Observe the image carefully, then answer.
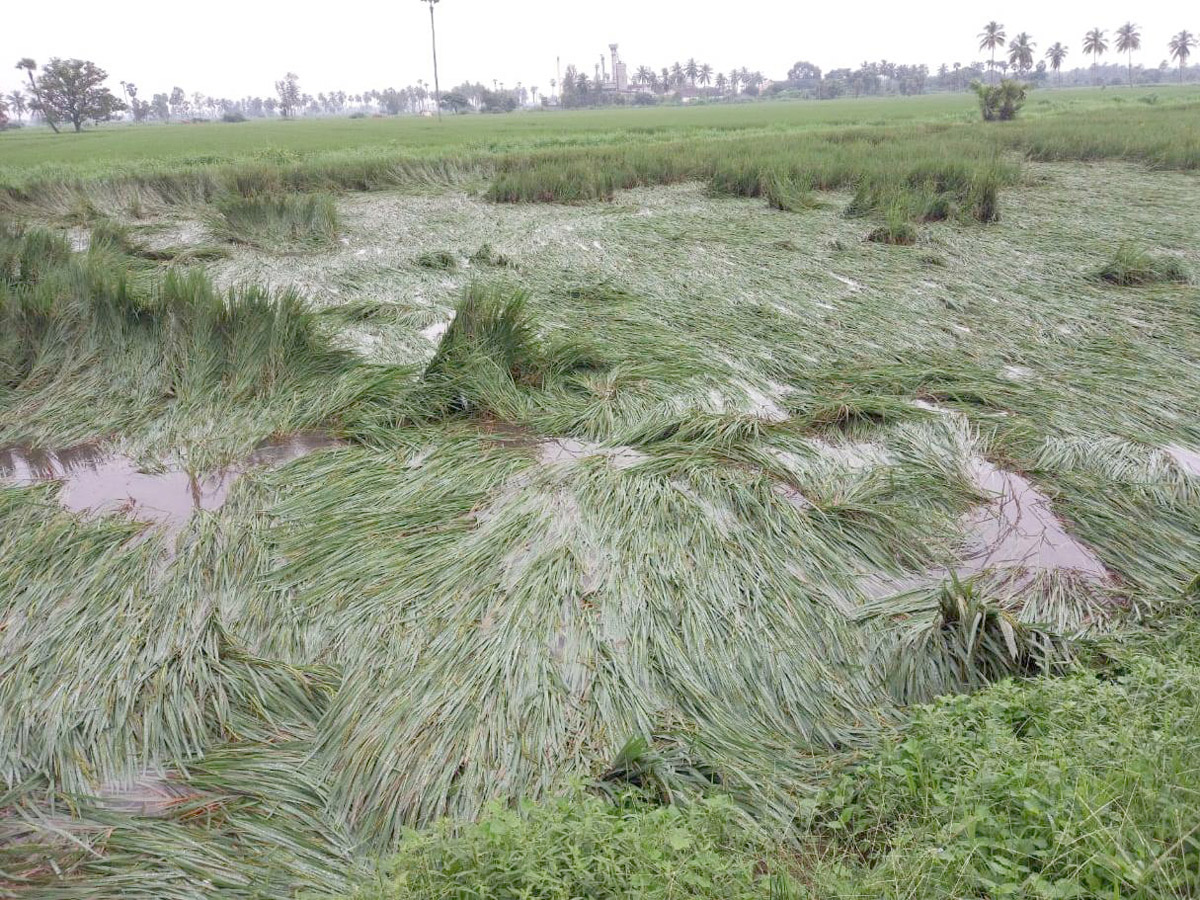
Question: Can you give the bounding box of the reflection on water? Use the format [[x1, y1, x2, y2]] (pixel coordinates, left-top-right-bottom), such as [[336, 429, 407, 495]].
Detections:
[[0, 433, 341, 529], [959, 459, 1107, 578]]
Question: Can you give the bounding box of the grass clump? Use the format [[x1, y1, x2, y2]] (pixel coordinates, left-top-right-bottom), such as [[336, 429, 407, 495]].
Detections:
[[341, 794, 797, 900], [210, 193, 340, 250], [865, 207, 918, 246], [1095, 245, 1191, 286], [469, 242, 516, 268], [414, 249, 459, 271]]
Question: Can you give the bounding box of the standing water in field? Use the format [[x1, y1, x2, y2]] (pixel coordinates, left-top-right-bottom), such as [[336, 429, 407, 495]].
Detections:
[[0, 433, 341, 529]]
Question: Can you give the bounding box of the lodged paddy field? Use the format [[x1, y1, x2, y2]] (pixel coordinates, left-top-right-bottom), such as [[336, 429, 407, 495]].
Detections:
[[1, 87, 1199, 899]]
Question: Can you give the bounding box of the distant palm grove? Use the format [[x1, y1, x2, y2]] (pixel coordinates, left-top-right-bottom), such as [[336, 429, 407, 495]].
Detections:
[[2, 22, 1197, 129]]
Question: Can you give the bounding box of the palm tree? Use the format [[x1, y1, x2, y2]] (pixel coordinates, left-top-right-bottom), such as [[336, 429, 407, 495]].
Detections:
[[418, 0, 443, 119], [978, 22, 1007, 83], [1115, 23, 1141, 87], [15, 58, 58, 132], [728, 70, 741, 94], [1045, 42, 1069, 85], [684, 58, 699, 86], [1169, 30, 1196, 84], [1007, 33, 1035, 75], [635, 65, 653, 87], [1083, 28, 1108, 84], [659, 68, 670, 93], [715, 72, 727, 95], [7, 90, 26, 122], [670, 62, 684, 88], [699, 63, 713, 89]]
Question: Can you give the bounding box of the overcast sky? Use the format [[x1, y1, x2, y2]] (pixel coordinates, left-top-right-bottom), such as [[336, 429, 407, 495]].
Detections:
[[2, 1, 1190, 100]]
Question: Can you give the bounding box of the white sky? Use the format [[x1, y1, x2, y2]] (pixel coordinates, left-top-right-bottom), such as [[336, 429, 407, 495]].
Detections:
[[1, 1, 1188, 100]]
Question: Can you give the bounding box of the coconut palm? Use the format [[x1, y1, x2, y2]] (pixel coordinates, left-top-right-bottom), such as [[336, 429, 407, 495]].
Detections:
[[684, 58, 699, 86], [1115, 23, 1141, 87], [699, 63, 713, 89], [715, 72, 727, 94], [1008, 33, 1036, 74], [1045, 43, 1069, 85], [670, 62, 685, 88], [418, 0, 442, 119], [978, 22, 1007, 83], [15, 57, 59, 132], [729, 70, 741, 94], [1169, 30, 1196, 84], [1083, 28, 1108, 84], [634, 65, 653, 87], [6, 90, 26, 122], [659, 68, 670, 93]]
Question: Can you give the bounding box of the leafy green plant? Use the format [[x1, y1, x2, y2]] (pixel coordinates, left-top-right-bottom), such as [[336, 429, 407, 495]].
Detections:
[[341, 794, 797, 900]]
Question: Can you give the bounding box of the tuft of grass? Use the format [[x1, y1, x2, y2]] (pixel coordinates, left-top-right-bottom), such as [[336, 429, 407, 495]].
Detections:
[[1095, 245, 1191, 286], [210, 193, 340, 250], [414, 249, 459, 271], [866, 207, 918, 246], [469, 242, 517, 269]]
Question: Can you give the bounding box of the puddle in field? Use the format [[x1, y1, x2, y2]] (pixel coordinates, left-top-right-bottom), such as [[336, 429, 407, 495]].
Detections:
[[0, 433, 341, 529], [1166, 444, 1200, 476], [856, 457, 1107, 601], [96, 771, 201, 816], [959, 459, 1106, 578], [538, 438, 648, 469]]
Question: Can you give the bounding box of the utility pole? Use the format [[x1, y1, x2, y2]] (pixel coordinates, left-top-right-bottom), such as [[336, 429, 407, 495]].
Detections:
[[420, 0, 442, 120]]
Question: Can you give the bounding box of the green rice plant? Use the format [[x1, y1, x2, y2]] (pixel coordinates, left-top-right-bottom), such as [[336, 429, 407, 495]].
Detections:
[[866, 205, 918, 245], [882, 579, 1075, 705], [210, 193, 340, 250], [469, 242, 516, 268], [413, 249, 458, 271], [1095, 244, 1192, 285]]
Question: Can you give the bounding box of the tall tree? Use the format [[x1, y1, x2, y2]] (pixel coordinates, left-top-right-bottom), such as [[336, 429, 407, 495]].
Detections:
[[1045, 43, 1069, 85], [1083, 28, 1108, 84], [698, 63, 713, 88], [6, 90, 26, 122], [684, 58, 699, 86], [274, 73, 300, 118], [1007, 33, 1035, 75], [1169, 30, 1196, 84], [1115, 22, 1141, 87], [978, 22, 1007, 83], [15, 58, 59, 132], [30, 59, 125, 132], [634, 65, 652, 87], [715, 72, 727, 94], [419, 0, 443, 120]]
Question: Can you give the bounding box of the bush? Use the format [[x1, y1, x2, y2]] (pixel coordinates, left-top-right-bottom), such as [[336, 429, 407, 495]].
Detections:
[[815, 625, 1200, 900], [221, 111, 248, 123], [340, 794, 797, 900], [1096, 245, 1191, 285], [633, 92, 659, 106], [972, 79, 1028, 121]]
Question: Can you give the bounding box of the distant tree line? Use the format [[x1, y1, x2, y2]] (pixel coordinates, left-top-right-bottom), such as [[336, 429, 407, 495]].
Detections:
[[2, 24, 1197, 131]]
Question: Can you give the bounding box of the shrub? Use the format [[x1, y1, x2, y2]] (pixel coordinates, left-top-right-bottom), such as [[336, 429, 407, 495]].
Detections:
[[866, 205, 918, 245], [221, 111, 248, 123], [971, 79, 1028, 121], [815, 626, 1200, 900], [1096, 245, 1191, 285], [340, 794, 797, 900]]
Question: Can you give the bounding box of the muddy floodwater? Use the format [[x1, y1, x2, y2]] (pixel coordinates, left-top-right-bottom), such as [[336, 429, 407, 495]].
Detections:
[[960, 459, 1107, 578], [0, 433, 341, 529]]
